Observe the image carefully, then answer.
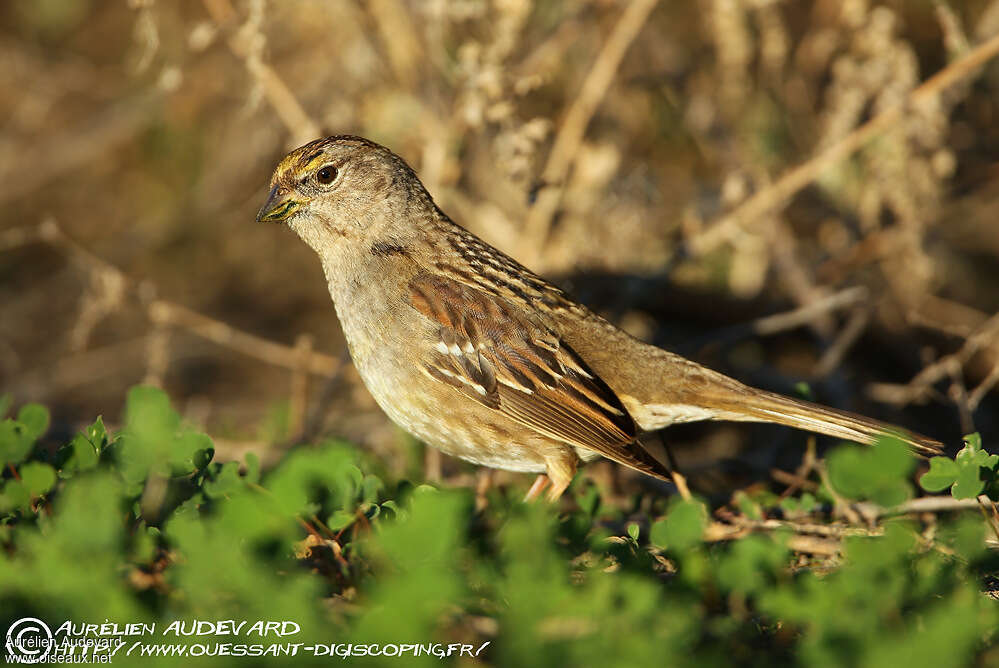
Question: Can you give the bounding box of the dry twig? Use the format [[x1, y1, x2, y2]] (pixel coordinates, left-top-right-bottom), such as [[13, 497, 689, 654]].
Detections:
[[7, 219, 342, 385], [686, 31, 999, 256], [201, 0, 320, 146], [868, 311, 999, 406], [814, 306, 870, 378], [751, 286, 868, 337], [519, 0, 660, 265]]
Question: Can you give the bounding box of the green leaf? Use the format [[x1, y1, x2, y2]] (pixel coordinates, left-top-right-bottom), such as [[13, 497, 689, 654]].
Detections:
[[361, 474, 384, 504], [169, 431, 214, 476], [327, 509, 356, 532], [950, 468, 985, 499], [952, 466, 986, 499], [0, 403, 50, 466], [937, 434, 999, 500], [131, 525, 157, 564], [0, 419, 33, 464], [717, 534, 789, 595], [17, 404, 50, 442], [735, 490, 763, 520], [85, 416, 108, 448], [204, 461, 242, 498], [919, 457, 959, 492], [65, 434, 100, 472], [192, 443, 215, 472], [117, 386, 182, 483], [650, 498, 705, 551], [0, 479, 31, 512], [648, 518, 669, 548], [955, 435, 997, 470], [794, 382, 814, 401], [265, 446, 365, 515], [799, 492, 817, 512], [918, 434, 999, 499], [827, 435, 913, 505], [20, 462, 56, 496], [627, 522, 640, 542], [125, 386, 179, 435], [244, 452, 260, 484], [940, 515, 987, 561], [59, 416, 108, 474], [779, 497, 800, 514]]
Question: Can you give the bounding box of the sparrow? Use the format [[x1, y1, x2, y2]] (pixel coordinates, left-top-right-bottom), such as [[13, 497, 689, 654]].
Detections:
[[257, 135, 944, 501]]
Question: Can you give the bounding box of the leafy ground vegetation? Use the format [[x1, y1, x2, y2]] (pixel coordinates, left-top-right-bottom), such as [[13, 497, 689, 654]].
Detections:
[[2, 388, 998, 666]]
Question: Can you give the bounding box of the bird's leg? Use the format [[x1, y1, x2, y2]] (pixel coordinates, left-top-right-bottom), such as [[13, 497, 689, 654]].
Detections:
[[657, 432, 681, 477], [656, 432, 691, 499], [543, 454, 577, 502], [475, 469, 494, 511], [545, 477, 572, 502], [524, 474, 550, 502]]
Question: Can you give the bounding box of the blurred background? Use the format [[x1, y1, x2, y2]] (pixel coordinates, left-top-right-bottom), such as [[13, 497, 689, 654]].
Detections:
[[2, 0, 999, 497]]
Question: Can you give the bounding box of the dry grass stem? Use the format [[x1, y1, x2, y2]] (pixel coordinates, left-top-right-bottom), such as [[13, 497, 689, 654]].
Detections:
[[868, 311, 999, 406], [201, 0, 319, 145], [519, 0, 660, 265], [814, 305, 870, 378], [687, 31, 999, 256], [8, 220, 342, 386], [751, 286, 868, 337]]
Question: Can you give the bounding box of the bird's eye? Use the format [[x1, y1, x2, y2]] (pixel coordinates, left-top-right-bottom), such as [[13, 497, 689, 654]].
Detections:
[[316, 166, 338, 185]]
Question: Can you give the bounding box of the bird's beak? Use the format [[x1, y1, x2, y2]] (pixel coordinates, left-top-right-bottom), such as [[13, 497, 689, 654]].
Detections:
[[256, 186, 302, 223]]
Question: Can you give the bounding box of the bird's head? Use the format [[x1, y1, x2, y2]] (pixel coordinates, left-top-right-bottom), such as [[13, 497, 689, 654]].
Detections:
[[256, 135, 430, 252]]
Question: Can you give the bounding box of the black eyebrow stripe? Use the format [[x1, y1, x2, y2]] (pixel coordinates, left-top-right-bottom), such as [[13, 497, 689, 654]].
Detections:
[[302, 149, 325, 166]]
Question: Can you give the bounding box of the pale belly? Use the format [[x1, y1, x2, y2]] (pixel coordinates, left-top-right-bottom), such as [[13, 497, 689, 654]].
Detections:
[[343, 317, 595, 473], [329, 272, 598, 474]]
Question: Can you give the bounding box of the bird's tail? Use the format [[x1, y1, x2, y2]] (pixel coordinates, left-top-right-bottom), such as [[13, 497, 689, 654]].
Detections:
[[563, 327, 945, 456], [707, 387, 944, 456]]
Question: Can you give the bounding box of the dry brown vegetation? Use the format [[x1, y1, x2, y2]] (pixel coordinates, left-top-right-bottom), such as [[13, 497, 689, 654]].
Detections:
[[3, 0, 999, 497]]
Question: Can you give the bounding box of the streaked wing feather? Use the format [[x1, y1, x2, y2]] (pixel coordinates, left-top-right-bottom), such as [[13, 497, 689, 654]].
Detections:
[[409, 274, 671, 480]]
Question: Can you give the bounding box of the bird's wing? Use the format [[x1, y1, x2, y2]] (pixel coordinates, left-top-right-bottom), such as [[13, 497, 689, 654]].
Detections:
[[408, 274, 671, 481]]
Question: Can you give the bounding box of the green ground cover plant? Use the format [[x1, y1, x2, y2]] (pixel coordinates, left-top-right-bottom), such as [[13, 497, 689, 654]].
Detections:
[[1, 388, 997, 666]]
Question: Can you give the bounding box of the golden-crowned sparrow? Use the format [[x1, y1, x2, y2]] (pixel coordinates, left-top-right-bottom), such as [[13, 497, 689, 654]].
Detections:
[[257, 135, 943, 501]]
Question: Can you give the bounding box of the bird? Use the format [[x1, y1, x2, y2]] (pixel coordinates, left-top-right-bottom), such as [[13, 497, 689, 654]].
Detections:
[[256, 135, 944, 501]]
